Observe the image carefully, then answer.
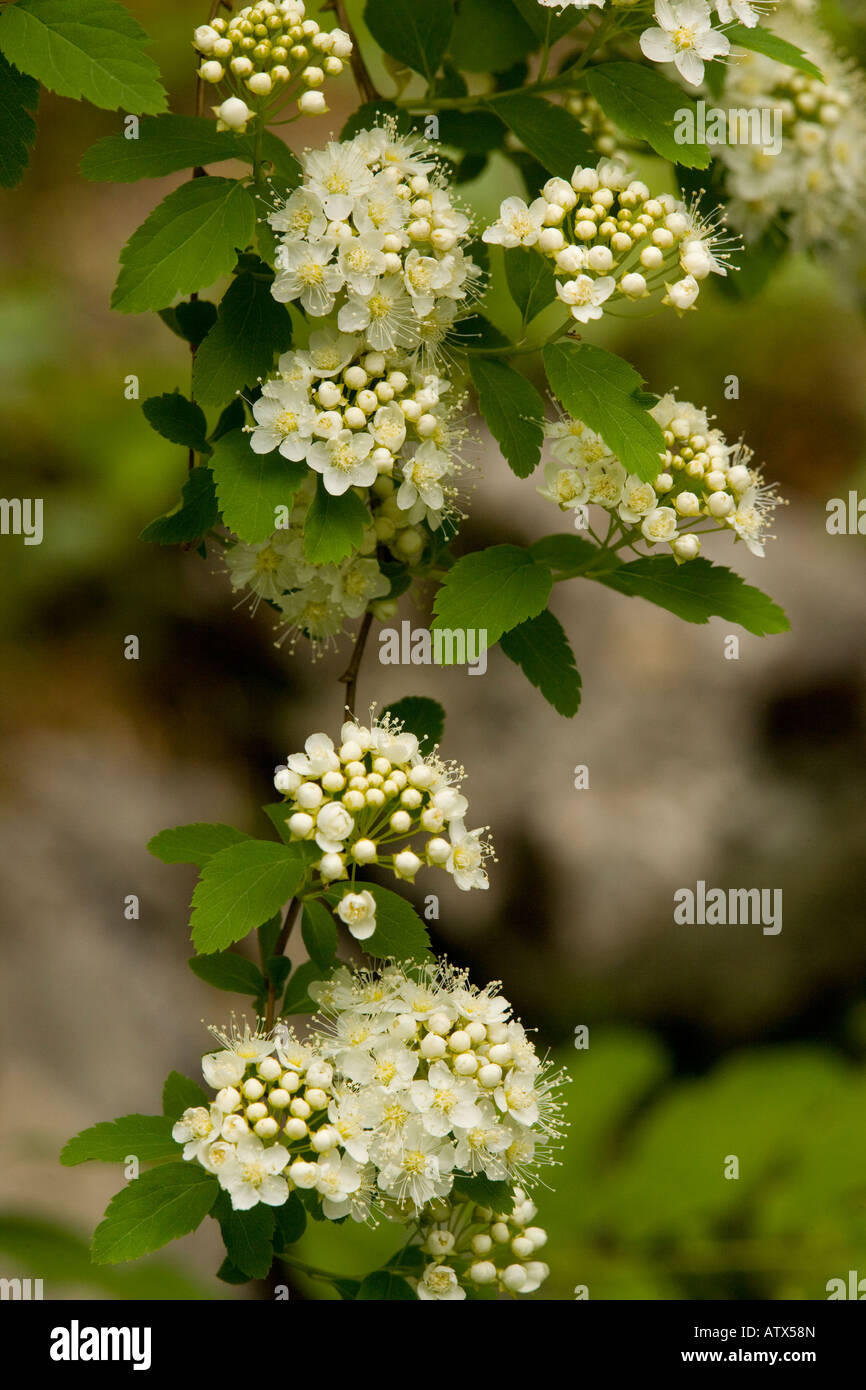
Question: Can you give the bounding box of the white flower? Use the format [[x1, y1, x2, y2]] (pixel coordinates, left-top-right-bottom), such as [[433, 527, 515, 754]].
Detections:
[[272, 240, 343, 316], [375, 1119, 455, 1208], [537, 461, 590, 511], [417, 1263, 466, 1301], [172, 1105, 224, 1161], [223, 1134, 290, 1210], [268, 189, 328, 243], [330, 557, 390, 619], [494, 1070, 541, 1127], [482, 195, 547, 248], [287, 732, 340, 777], [225, 533, 307, 605], [338, 234, 388, 296], [641, 506, 679, 544], [316, 800, 355, 852], [639, 0, 730, 88], [249, 385, 316, 460], [446, 828, 490, 891], [618, 475, 658, 524], [303, 141, 374, 220], [337, 276, 419, 352], [396, 441, 449, 514], [313, 1150, 364, 1220], [714, 0, 760, 24], [335, 889, 378, 940], [307, 429, 377, 495], [212, 98, 253, 133], [556, 273, 616, 323], [410, 1061, 481, 1138]]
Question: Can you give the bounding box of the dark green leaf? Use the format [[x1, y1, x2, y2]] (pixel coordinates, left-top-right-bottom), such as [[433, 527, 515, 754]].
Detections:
[[274, 1192, 306, 1250], [211, 428, 307, 544], [61, 1115, 177, 1166], [543, 342, 665, 482], [469, 357, 544, 479], [452, 1172, 512, 1210], [188, 951, 266, 997], [214, 1192, 275, 1280], [450, 313, 510, 351], [147, 822, 251, 868], [0, 53, 38, 189], [334, 1277, 362, 1299], [158, 297, 218, 349], [340, 100, 406, 141], [193, 261, 293, 408], [303, 476, 369, 564], [438, 109, 505, 155], [217, 1257, 251, 1284], [281, 960, 325, 1016], [586, 63, 710, 168], [190, 840, 318, 955], [500, 609, 581, 717], [489, 93, 595, 174], [91, 1164, 218, 1265], [140, 467, 219, 547], [364, 0, 454, 80], [511, 0, 578, 41], [302, 900, 338, 970], [529, 532, 598, 577], [142, 391, 211, 455], [726, 23, 822, 80], [162, 1071, 209, 1120], [357, 1269, 416, 1300], [212, 396, 247, 442], [81, 114, 259, 182], [597, 556, 790, 635], [382, 696, 445, 750], [265, 955, 292, 991], [432, 544, 553, 649], [450, 0, 536, 73], [257, 914, 282, 962], [505, 247, 557, 324]]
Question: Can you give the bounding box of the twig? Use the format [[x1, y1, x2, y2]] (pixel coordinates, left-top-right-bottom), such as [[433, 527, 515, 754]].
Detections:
[[338, 610, 374, 718], [322, 0, 377, 103], [264, 897, 301, 1029]]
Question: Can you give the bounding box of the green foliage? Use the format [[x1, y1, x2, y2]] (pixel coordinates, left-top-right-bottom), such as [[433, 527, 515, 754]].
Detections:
[[325, 883, 433, 961], [382, 696, 445, 750], [111, 178, 256, 315], [303, 477, 369, 563], [356, 1269, 416, 1299], [281, 960, 325, 1015], [449, 0, 537, 73], [543, 342, 666, 482], [504, 247, 557, 325], [193, 258, 293, 408], [586, 64, 710, 168], [81, 114, 259, 182], [0, 0, 167, 115], [489, 93, 595, 174], [188, 951, 266, 998], [364, 0, 454, 81], [142, 391, 211, 455], [148, 822, 251, 868], [500, 609, 581, 717], [0, 54, 38, 189], [432, 544, 553, 650], [598, 556, 790, 636], [190, 840, 318, 954], [158, 297, 218, 349], [210, 428, 306, 544], [139, 467, 219, 547], [301, 900, 339, 971], [469, 358, 544, 479], [511, 0, 577, 41], [214, 1193, 275, 1279], [529, 533, 598, 578], [726, 24, 822, 80], [60, 1115, 177, 1166], [451, 1172, 512, 1209], [91, 1164, 218, 1265], [274, 1193, 307, 1250], [162, 1072, 209, 1120]]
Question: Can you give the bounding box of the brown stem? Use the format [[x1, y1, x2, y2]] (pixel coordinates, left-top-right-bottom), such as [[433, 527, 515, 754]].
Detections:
[[322, 0, 377, 104], [264, 897, 301, 1029], [338, 610, 374, 719]]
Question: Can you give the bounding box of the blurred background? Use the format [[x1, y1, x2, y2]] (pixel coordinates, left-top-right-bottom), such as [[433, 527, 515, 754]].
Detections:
[[1, 0, 866, 1300]]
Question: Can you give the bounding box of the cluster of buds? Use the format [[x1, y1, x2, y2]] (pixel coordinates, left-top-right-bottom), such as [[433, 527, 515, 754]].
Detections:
[[484, 157, 736, 320], [412, 1189, 550, 1300], [272, 715, 493, 937], [194, 1, 351, 129], [540, 392, 783, 561], [565, 91, 629, 163]]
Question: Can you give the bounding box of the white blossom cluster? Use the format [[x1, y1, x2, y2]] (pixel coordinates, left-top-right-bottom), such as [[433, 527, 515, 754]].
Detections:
[[267, 124, 481, 365], [484, 158, 734, 320], [272, 715, 492, 937], [717, 9, 866, 250], [540, 393, 782, 560], [411, 1188, 550, 1301], [194, 1, 351, 129]]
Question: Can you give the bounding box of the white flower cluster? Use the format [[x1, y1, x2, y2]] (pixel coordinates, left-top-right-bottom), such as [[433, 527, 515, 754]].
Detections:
[[717, 11, 866, 250], [272, 715, 492, 936], [412, 1188, 550, 1300], [540, 393, 783, 560], [484, 158, 734, 320], [267, 125, 480, 364], [194, 1, 351, 129]]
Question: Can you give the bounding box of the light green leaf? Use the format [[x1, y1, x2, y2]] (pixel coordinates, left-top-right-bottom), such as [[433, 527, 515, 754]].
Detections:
[[303, 477, 369, 564], [382, 696, 445, 750], [0, 0, 167, 115], [301, 900, 338, 970], [504, 247, 557, 325], [61, 1115, 177, 1166], [142, 391, 211, 455], [469, 357, 544, 479], [432, 544, 553, 650], [449, 0, 536, 73], [726, 23, 822, 80], [214, 1192, 275, 1279], [543, 342, 665, 483], [111, 177, 256, 315], [190, 840, 317, 954], [140, 467, 219, 547], [586, 63, 710, 168], [327, 883, 433, 961], [162, 1071, 209, 1120], [91, 1164, 218, 1265], [488, 93, 595, 173], [148, 822, 251, 868], [188, 952, 266, 997], [500, 609, 581, 717], [81, 114, 258, 182], [364, 0, 454, 80], [598, 556, 790, 636], [193, 259, 293, 408], [211, 428, 307, 544], [0, 53, 38, 189]]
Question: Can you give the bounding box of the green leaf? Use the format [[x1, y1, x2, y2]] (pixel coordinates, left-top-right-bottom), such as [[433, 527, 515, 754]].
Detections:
[[257, 914, 282, 962], [212, 397, 247, 442], [0, 0, 167, 114], [193, 261, 293, 408], [364, 0, 454, 81], [211, 428, 307, 544], [357, 1269, 416, 1300], [190, 840, 317, 954], [158, 297, 218, 348], [281, 959, 325, 1015], [91, 1164, 218, 1265], [504, 247, 557, 325], [216, 1257, 251, 1284], [274, 1192, 306, 1250], [469, 358, 544, 479], [511, 0, 578, 41], [162, 1071, 209, 1120], [529, 532, 598, 577], [262, 803, 295, 845], [80, 114, 259, 182], [489, 93, 595, 174], [586, 63, 710, 169], [500, 609, 581, 717], [450, 312, 509, 351], [327, 883, 433, 961], [142, 391, 211, 455], [303, 476, 369, 564], [111, 177, 256, 315], [432, 544, 553, 650], [340, 99, 405, 141], [188, 951, 266, 997], [726, 23, 822, 80], [382, 696, 445, 750], [597, 557, 790, 636], [301, 900, 338, 970], [214, 1192, 275, 1279], [334, 1277, 363, 1299], [61, 1115, 177, 1166], [452, 1172, 512, 1210], [265, 955, 292, 991], [147, 822, 251, 868], [449, 0, 536, 73], [0, 53, 38, 189], [140, 467, 219, 547], [543, 342, 665, 483]]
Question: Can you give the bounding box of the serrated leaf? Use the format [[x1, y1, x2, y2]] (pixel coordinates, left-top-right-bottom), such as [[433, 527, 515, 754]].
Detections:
[[140, 467, 219, 547], [357, 1269, 416, 1300], [529, 532, 598, 577], [500, 609, 581, 717], [597, 556, 790, 636], [148, 822, 251, 868], [303, 476, 368, 563], [432, 544, 553, 650], [61, 1115, 177, 1166], [586, 63, 710, 169], [80, 114, 260, 182], [364, 0, 454, 80], [162, 1071, 209, 1120], [0, 53, 38, 189], [450, 0, 536, 73], [326, 883, 433, 961], [214, 1192, 275, 1279], [504, 247, 556, 325], [91, 1164, 218, 1265], [489, 93, 595, 174], [188, 952, 266, 997], [111, 177, 256, 315], [726, 23, 822, 80], [142, 391, 211, 455], [543, 342, 665, 483], [281, 959, 325, 1015], [301, 900, 338, 970], [0, 0, 167, 115], [211, 428, 307, 544], [469, 357, 544, 479], [193, 262, 293, 408], [274, 1193, 306, 1250], [382, 696, 445, 750], [190, 840, 317, 955]]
